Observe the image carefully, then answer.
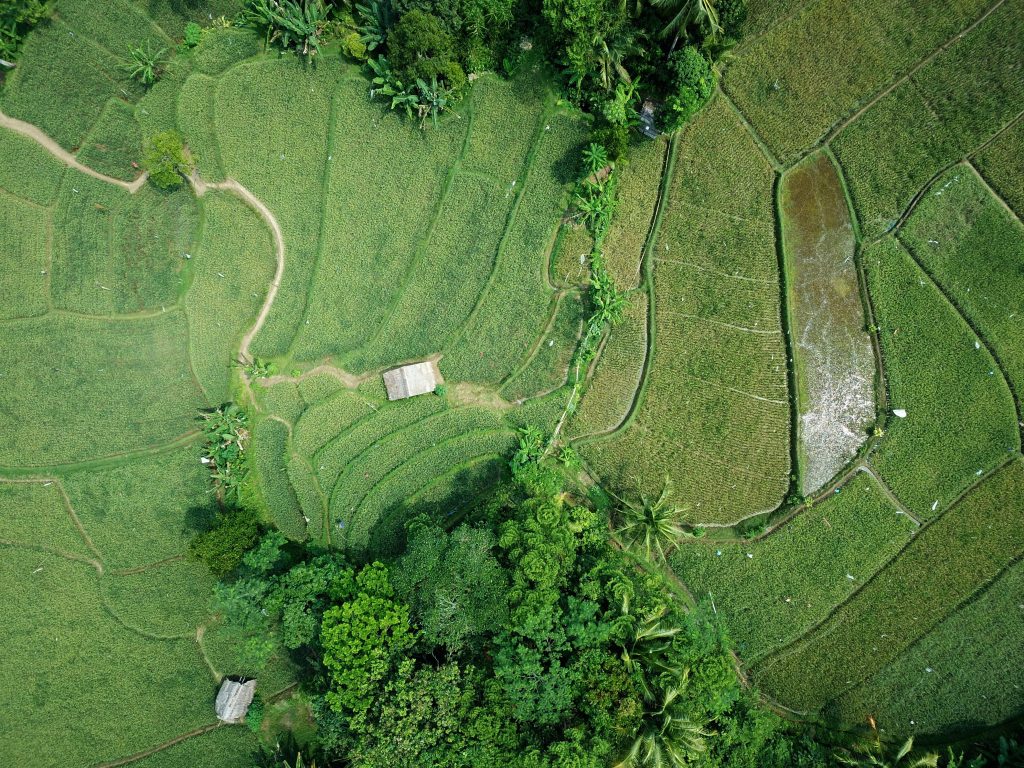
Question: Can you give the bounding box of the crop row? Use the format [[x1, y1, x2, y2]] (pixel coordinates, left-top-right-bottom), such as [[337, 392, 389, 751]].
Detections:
[[602, 137, 667, 288], [185, 192, 274, 403], [344, 429, 517, 556], [501, 291, 584, 402], [751, 458, 1024, 711], [864, 239, 1018, 516], [670, 471, 916, 663], [252, 418, 306, 540], [0, 190, 50, 321], [100, 559, 214, 638], [0, 481, 91, 560], [724, 0, 991, 161], [440, 110, 587, 384], [570, 292, 648, 438], [292, 389, 373, 459], [832, 0, 1024, 238], [829, 554, 1024, 736], [898, 167, 1024, 401], [580, 98, 790, 523], [974, 118, 1024, 217], [0, 129, 66, 206]]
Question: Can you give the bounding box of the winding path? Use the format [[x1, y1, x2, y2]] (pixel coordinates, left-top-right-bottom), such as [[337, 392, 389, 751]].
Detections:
[[0, 109, 288, 392]]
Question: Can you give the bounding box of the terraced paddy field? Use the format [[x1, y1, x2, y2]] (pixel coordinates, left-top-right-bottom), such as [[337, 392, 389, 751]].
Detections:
[[2, 0, 1024, 761]]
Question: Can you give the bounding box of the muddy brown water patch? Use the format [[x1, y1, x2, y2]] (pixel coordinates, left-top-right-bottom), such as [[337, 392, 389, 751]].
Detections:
[[781, 153, 875, 493]]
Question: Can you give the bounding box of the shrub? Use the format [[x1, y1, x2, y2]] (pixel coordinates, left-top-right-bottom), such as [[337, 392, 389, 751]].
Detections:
[[125, 40, 168, 86], [142, 130, 194, 189], [182, 21, 203, 49], [342, 30, 367, 60], [188, 504, 263, 576], [242, 0, 331, 58], [0, 0, 50, 61], [388, 10, 464, 92], [716, 0, 747, 38], [592, 123, 629, 162], [662, 46, 714, 131]]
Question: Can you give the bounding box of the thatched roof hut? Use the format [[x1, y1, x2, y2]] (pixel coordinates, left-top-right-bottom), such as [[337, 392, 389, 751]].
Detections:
[[382, 361, 441, 401], [215, 678, 257, 723]]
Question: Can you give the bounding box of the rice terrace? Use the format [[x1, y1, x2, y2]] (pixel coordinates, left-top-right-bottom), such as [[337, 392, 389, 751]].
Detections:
[[0, 0, 1023, 765]]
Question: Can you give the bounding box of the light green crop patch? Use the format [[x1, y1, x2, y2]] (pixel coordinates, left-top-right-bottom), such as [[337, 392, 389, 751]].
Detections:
[[865, 239, 1018, 516], [101, 559, 216, 638], [0, 481, 94, 559], [670, 471, 916, 663], [0, 190, 50, 320]]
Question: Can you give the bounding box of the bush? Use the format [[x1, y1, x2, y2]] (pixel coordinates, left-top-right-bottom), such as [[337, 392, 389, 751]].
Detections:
[[592, 123, 629, 162], [717, 0, 747, 38], [0, 0, 50, 61], [188, 504, 263, 576], [662, 46, 714, 131], [142, 130, 194, 189], [182, 21, 203, 49], [388, 9, 464, 91]]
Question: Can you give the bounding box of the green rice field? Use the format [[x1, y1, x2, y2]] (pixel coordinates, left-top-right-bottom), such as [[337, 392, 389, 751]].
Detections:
[[2, 0, 1024, 761]]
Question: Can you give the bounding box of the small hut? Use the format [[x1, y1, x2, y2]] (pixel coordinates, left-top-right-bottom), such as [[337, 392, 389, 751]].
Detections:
[[382, 360, 441, 401], [215, 678, 257, 723], [639, 101, 659, 139]]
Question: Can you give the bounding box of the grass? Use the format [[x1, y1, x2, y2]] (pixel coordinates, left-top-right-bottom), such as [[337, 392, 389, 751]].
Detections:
[[101, 559, 216, 638], [864, 238, 1019, 516], [898, 166, 1024, 399], [580, 97, 790, 524], [252, 418, 306, 540], [0, 481, 95, 560], [312, 395, 444, 489], [831, 0, 1024, 238], [780, 153, 874, 493], [345, 429, 516, 556], [973, 117, 1024, 217], [751, 458, 1024, 712], [0, 129, 66, 205], [0, 312, 207, 467], [0, 548, 217, 766], [441, 110, 587, 384], [828, 554, 1024, 737], [501, 291, 584, 402], [602, 138, 667, 289], [256, 381, 306, 425], [569, 292, 648, 438], [191, 27, 262, 76], [345, 172, 515, 372], [185, 192, 275, 403], [723, 0, 991, 162], [177, 73, 225, 181], [0, 189, 50, 320], [51, 174, 198, 315], [292, 389, 371, 458], [214, 57, 341, 358], [126, 725, 259, 768], [550, 222, 593, 287], [670, 471, 916, 663], [61, 443, 211, 570], [330, 407, 504, 546], [55, 0, 172, 54], [0, 19, 143, 150], [287, 455, 327, 544], [76, 98, 144, 182]]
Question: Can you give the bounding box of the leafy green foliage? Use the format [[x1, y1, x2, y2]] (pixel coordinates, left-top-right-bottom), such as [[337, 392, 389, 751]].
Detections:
[[242, 0, 331, 58], [662, 46, 714, 131], [125, 40, 168, 85], [188, 503, 262, 576], [613, 478, 691, 561], [0, 0, 50, 61], [182, 20, 202, 48], [142, 130, 194, 189], [200, 403, 251, 499]]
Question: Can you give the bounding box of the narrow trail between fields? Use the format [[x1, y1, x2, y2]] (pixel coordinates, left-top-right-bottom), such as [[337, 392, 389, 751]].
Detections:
[[0, 109, 290, 397], [0, 110, 148, 193]]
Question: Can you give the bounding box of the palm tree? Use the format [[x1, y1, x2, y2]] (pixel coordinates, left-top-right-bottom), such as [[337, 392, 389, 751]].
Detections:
[[615, 683, 711, 768], [650, 0, 722, 49], [835, 735, 939, 768], [614, 478, 690, 560]]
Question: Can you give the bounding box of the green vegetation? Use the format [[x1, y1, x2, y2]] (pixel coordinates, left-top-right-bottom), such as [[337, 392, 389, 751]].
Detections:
[[831, 0, 1024, 238], [671, 472, 916, 662], [0, 0, 49, 61], [864, 239, 1018, 516], [582, 97, 790, 524], [973, 118, 1024, 217], [898, 166, 1024, 399], [752, 459, 1024, 712], [143, 129, 194, 188]]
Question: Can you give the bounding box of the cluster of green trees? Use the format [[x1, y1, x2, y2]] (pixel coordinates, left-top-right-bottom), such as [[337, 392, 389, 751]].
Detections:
[[203, 430, 838, 767], [237, 0, 735, 135], [0, 0, 48, 63]]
